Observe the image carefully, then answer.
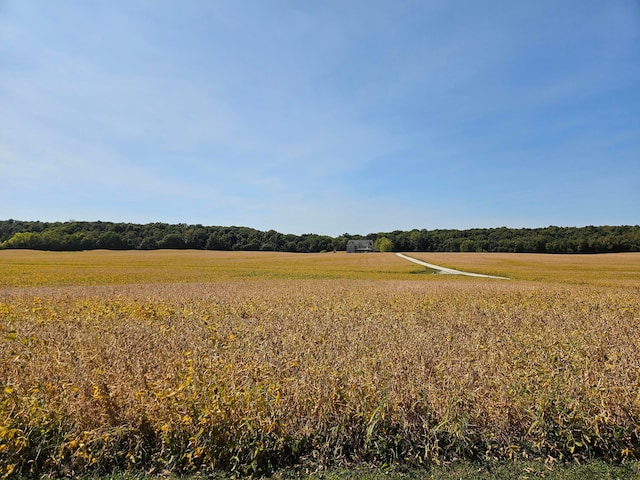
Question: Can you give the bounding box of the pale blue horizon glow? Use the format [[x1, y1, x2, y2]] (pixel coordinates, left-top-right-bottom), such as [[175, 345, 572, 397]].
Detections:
[[1, 1, 639, 236]]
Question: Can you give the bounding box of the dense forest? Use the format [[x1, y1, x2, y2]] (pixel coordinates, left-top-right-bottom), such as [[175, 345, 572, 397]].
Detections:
[[1, 220, 639, 253]]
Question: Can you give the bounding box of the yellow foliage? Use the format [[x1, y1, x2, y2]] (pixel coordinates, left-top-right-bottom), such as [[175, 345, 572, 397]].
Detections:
[[0, 250, 639, 475]]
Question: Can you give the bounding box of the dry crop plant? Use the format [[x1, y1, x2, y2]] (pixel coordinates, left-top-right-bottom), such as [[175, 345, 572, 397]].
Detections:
[[1, 254, 640, 476]]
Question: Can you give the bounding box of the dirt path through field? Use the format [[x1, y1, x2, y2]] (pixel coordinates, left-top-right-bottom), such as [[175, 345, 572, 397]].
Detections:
[[396, 253, 509, 279]]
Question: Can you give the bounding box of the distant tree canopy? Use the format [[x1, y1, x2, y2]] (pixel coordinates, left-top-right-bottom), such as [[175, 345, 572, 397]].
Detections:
[[374, 237, 394, 252], [1, 220, 639, 254]]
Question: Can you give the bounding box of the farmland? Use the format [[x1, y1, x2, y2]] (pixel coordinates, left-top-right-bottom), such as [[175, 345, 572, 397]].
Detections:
[[1, 250, 639, 477]]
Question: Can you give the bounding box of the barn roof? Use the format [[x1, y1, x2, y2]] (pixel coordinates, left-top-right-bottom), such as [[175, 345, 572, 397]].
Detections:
[[347, 239, 373, 246]]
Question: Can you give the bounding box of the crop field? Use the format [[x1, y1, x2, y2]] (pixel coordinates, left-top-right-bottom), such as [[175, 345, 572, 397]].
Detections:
[[1, 250, 639, 477]]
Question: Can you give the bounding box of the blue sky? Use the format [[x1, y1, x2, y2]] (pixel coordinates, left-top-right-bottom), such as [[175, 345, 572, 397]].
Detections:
[[1, 1, 639, 236]]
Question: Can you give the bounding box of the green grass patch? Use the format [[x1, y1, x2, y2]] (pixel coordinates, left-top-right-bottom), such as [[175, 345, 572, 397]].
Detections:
[[51, 460, 640, 479]]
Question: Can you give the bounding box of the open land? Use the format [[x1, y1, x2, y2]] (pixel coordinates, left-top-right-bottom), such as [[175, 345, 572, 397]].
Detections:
[[1, 250, 640, 478]]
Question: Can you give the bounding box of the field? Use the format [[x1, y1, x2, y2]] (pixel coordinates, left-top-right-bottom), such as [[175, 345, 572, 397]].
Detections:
[[1, 250, 639, 477]]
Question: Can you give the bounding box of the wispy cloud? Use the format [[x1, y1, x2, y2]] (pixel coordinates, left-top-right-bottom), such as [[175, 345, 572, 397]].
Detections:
[[1, 1, 638, 234]]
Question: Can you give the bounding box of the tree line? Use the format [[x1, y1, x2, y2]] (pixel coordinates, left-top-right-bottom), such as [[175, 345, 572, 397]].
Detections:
[[1, 220, 639, 254]]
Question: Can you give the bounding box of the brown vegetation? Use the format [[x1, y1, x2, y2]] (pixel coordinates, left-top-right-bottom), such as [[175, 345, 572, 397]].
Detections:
[[1, 251, 639, 476]]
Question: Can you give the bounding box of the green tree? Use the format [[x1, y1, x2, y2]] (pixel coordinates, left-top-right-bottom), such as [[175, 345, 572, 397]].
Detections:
[[374, 237, 394, 252], [157, 233, 186, 249], [96, 231, 127, 249], [459, 239, 475, 252], [2, 232, 43, 249], [138, 237, 158, 250]]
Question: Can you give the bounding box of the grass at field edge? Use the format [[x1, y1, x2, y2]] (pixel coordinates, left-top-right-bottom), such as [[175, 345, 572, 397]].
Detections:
[[27, 460, 640, 480]]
